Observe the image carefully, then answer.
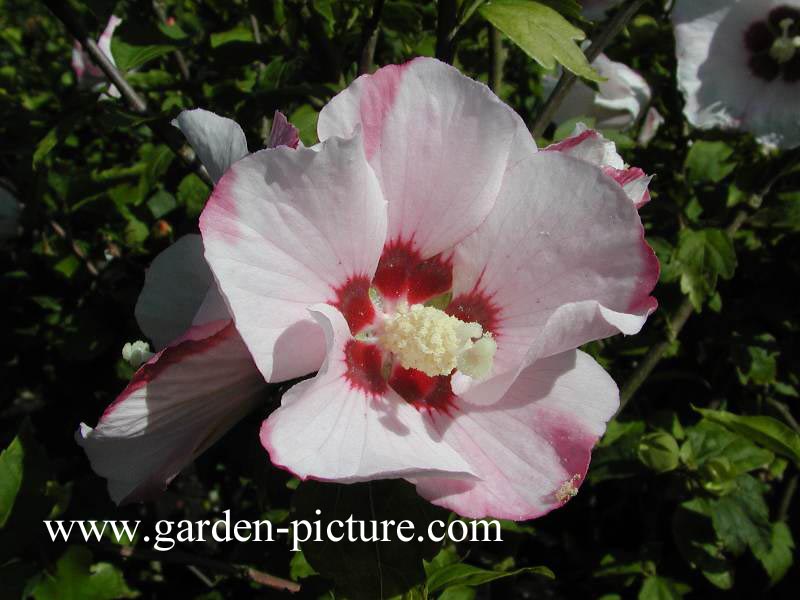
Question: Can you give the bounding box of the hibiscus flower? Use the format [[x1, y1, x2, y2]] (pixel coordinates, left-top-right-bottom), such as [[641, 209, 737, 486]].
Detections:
[[77, 110, 298, 504], [543, 53, 654, 132], [71, 15, 123, 98], [200, 57, 658, 519], [673, 0, 800, 149]]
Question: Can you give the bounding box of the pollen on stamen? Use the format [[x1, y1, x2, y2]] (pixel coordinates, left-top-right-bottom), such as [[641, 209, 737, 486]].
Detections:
[[380, 302, 494, 378], [555, 474, 582, 503]]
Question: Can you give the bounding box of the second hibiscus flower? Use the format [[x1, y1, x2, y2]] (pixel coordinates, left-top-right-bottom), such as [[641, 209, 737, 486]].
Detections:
[[200, 57, 659, 520]]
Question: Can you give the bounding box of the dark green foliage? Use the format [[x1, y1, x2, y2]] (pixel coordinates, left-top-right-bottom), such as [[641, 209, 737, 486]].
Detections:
[[1, 0, 799, 598]]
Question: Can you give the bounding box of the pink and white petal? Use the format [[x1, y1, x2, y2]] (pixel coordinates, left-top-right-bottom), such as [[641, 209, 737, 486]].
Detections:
[[261, 304, 474, 481], [603, 166, 652, 209], [544, 124, 625, 169], [172, 109, 249, 183], [544, 126, 651, 207], [592, 54, 651, 129], [413, 349, 618, 520], [672, 0, 768, 134], [451, 152, 658, 375], [71, 43, 88, 81], [267, 111, 301, 149], [97, 15, 122, 67], [77, 321, 265, 504], [548, 77, 603, 127], [638, 106, 665, 147], [135, 235, 224, 350], [318, 57, 537, 258], [548, 55, 649, 131], [200, 133, 387, 382]]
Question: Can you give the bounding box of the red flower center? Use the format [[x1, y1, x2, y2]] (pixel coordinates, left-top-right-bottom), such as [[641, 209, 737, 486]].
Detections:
[[332, 239, 500, 414]]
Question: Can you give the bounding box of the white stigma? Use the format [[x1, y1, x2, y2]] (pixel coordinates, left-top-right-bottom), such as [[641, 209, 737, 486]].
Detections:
[[380, 303, 496, 379], [770, 18, 800, 64], [122, 340, 154, 368]]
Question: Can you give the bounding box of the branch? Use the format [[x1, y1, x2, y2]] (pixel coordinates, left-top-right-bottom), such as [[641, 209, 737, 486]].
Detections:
[[617, 149, 800, 414], [359, 0, 386, 75], [250, 14, 263, 45], [488, 24, 505, 92], [532, 0, 646, 138], [43, 0, 213, 187], [436, 0, 458, 63], [102, 543, 300, 593]]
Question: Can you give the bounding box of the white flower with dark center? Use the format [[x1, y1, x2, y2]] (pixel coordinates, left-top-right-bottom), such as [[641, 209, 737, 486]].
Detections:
[[544, 53, 653, 132], [673, 0, 800, 149]]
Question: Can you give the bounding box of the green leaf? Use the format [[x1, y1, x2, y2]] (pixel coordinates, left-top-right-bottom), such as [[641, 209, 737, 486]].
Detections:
[[676, 228, 736, 310], [752, 191, 800, 232], [479, 0, 600, 81], [638, 576, 691, 600], [29, 546, 138, 600], [672, 500, 733, 589], [140, 144, 175, 194], [752, 521, 794, 585], [177, 173, 210, 217], [0, 422, 62, 563], [0, 432, 25, 527], [146, 190, 177, 219], [694, 407, 800, 466], [536, 0, 582, 20], [124, 218, 149, 246], [427, 563, 553, 594], [735, 334, 778, 386], [637, 432, 680, 473], [684, 141, 735, 184], [289, 104, 320, 147], [32, 114, 81, 169], [210, 26, 254, 48], [708, 475, 771, 556], [439, 586, 477, 600], [681, 420, 773, 479], [54, 255, 81, 279], [591, 420, 646, 482], [111, 20, 189, 71], [292, 480, 446, 599], [289, 551, 317, 581]]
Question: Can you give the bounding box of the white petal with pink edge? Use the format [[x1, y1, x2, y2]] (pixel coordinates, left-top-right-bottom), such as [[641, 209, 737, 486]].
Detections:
[[317, 57, 537, 258], [261, 304, 475, 482], [135, 235, 227, 350], [172, 109, 249, 183], [544, 124, 652, 208], [412, 349, 618, 520], [452, 151, 658, 376], [267, 110, 301, 149], [544, 124, 625, 169], [77, 320, 265, 504], [200, 133, 387, 382]]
